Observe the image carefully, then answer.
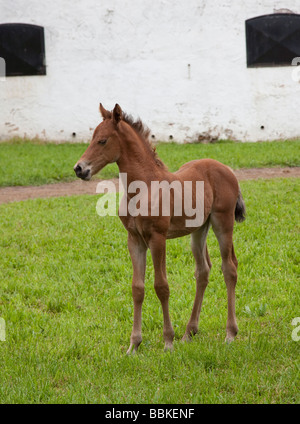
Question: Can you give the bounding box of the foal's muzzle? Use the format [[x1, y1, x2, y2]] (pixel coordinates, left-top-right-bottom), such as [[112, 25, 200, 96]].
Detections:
[[74, 163, 91, 180]]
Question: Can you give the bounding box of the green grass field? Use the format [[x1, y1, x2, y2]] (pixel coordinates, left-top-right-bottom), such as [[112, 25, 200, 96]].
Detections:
[[0, 176, 299, 403], [0, 138, 299, 186]]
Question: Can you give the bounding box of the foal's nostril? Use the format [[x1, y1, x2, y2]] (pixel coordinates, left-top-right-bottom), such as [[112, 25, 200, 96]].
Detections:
[[74, 164, 82, 174], [74, 162, 91, 180]]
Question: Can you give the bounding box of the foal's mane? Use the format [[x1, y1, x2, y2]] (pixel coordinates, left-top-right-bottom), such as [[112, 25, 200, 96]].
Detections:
[[122, 112, 167, 169]]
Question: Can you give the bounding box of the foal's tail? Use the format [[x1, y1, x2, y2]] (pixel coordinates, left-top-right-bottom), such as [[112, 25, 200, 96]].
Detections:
[[235, 188, 246, 223]]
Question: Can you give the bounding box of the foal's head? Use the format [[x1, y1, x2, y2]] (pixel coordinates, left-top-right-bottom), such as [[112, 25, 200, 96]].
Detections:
[[74, 104, 123, 180]]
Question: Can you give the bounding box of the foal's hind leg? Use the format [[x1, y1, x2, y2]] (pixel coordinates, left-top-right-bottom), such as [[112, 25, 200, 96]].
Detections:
[[182, 222, 211, 342], [211, 212, 238, 342]]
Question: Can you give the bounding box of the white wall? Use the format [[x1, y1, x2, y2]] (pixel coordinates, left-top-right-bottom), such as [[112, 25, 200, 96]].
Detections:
[[1, 0, 300, 142]]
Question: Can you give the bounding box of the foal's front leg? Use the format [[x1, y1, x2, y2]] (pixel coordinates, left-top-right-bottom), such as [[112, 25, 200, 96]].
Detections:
[[126, 233, 147, 355], [149, 232, 175, 351]]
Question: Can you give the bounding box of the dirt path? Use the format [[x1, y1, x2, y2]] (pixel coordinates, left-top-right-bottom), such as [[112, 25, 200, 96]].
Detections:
[[0, 168, 299, 205]]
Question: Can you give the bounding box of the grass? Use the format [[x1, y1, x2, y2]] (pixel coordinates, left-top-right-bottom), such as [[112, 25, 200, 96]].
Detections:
[[0, 178, 299, 403], [0, 138, 299, 187]]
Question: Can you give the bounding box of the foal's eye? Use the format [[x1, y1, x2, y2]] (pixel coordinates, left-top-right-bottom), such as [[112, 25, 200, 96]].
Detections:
[[98, 139, 107, 145]]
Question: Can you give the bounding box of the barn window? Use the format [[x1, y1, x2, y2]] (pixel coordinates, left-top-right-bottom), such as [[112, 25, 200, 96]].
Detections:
[[245, 13, 300, 67], [0, 23, 46, 76]]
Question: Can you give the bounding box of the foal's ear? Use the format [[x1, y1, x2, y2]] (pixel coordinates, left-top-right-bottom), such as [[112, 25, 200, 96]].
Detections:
[[99, 103, 111, 120], [113, 104, 122, 125]]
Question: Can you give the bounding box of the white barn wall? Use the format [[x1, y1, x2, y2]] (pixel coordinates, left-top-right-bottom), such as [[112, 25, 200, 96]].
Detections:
[[1, 0, 300, 142]]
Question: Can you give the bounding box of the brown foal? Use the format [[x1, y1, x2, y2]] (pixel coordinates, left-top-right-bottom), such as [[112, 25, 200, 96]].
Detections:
[[74, 104, 246, 353]]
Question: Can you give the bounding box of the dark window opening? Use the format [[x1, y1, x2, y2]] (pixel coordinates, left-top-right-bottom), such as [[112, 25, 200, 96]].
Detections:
[[245, 13, 300, 67], [0, 23, 46, 76]]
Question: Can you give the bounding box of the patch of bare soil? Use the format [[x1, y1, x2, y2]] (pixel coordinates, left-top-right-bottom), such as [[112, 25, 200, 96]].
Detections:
[[234, 167, 300, 181], [0, 168, 299, 205]]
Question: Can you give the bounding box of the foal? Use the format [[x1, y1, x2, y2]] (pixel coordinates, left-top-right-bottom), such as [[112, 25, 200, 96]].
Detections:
[[74, 104, 246, 353]]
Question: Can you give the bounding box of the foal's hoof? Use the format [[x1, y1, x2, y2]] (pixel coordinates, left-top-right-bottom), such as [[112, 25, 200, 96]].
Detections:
[[225, 330, 238, 344], [164, 342, 174, 352], [126, 346, 136, 355], [126, 342, 140, 355], [181, 333, 192, 343], [181, 328, 197, 343], [225, 325, 238, 344], [225, 335, 235, 344]]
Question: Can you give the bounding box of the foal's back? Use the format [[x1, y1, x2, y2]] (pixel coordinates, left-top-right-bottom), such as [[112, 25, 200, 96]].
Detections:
[[174, 158, 239, 214]]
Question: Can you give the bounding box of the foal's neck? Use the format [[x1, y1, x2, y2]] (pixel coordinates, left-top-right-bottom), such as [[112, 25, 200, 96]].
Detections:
[[117, 124, 168, 184]]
